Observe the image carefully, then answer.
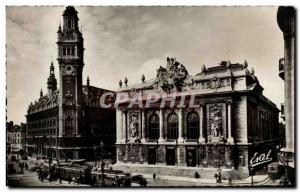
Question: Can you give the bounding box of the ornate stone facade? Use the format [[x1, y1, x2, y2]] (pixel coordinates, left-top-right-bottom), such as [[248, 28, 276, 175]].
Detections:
[[26, 7, 116, 160], [116, 58, 280, 171]]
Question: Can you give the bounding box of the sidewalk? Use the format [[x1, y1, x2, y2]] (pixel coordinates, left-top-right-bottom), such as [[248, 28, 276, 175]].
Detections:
[[132, 172, 270, 186]]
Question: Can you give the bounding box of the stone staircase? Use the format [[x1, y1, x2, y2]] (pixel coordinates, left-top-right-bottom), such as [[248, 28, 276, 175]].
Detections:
[[113, 164, 236, 180], [224, 169, 250, 180]]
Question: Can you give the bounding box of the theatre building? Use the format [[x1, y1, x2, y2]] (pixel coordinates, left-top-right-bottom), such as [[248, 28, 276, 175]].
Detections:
[[115, 58, 279, 171], [25, 6, 115, 160]]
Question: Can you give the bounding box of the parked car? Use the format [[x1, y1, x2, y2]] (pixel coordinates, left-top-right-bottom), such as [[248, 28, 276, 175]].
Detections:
[[131, 175, 147, 187]]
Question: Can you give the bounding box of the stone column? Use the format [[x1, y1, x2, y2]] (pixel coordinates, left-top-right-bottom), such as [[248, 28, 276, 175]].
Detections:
[[116, 146, 121, 163], [225, 146, 232, 168], [122, 111, 127, 143], [198, 104, 205, 143], [227, 101, 234, 144], [141, 110, 146, 143], [158, 109, 164, 143], [157, 146, 166, 165], [124, 145, 128, 162], [277, 6, 295, 166], [116, 109, 123, 143], [177, 146, 186, 166], [178, 108, 184, 143], [138, 146, 144, 163]]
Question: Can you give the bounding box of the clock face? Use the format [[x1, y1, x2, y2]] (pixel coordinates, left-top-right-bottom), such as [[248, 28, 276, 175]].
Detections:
[[64, 65, 75, 75]]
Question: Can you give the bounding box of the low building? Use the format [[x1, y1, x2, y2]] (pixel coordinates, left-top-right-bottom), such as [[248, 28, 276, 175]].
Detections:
[[115, 58, 279, 172], [7, 121, 26, 153]]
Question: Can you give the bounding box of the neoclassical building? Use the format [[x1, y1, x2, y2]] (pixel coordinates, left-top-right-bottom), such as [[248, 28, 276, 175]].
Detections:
[[115, 58, 279, 170], [25, 6, 116, 160]]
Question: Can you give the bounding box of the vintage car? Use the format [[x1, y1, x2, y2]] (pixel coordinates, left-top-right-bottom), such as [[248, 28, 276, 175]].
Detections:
[[268, 162, 284, 179]]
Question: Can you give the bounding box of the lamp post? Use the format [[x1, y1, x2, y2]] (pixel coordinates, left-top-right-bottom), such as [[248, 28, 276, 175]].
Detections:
[[48, 135, 53, 181], [100, 141, 105, 186], [281, 152, 290, 186], [250, 165, 254, 186], [217, 143, 222, 183]]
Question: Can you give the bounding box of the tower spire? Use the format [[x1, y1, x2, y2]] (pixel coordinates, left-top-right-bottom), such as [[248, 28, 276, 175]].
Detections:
[[87, 76, 90, 86], [47, 60, 57, 96], [40, 89, 43, 98]]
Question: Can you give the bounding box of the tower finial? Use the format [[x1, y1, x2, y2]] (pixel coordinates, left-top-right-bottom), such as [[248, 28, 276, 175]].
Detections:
[[57, 21, 62, 34], [40, 89, 43, 98], [243, 60, 248, 68], [87, 76, 90, 86], [201, 65, 207, 73], [124, 77, 128, 87], [50, 60, 54, 75], [119, 80, 123, 88], [141, 74, 145, 83]]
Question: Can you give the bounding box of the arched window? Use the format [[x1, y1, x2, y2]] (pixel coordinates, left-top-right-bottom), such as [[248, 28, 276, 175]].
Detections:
[[167, 113, 178, 139], [148, 114, 159, 139], [186, 111, 199, 139]]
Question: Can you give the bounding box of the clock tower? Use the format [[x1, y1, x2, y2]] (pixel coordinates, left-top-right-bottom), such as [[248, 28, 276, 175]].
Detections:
[[57, 6, 84, 140]]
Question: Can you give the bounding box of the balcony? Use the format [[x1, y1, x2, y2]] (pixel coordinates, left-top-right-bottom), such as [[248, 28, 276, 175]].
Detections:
[[279, 58, 285, 80]]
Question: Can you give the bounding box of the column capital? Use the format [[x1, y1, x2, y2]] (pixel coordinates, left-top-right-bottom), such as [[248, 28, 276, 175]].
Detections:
[[227, 137, 234, 144], [198, 137, 205, 143], [226, 100, 232, 105]]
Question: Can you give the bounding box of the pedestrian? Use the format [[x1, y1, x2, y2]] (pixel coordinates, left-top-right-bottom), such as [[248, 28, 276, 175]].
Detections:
[[142, 179, 147, 187], [59, 176, 62, 184], [68, 176, 72, 184], [112, 179, 116, 187], [228, 178, 232, 185], [91, 175, 96, 186], [214, 173, 218, 183], [195, 171, 200, 178], [153, 173, 156, 180], [116, 178, 122, 187], [218, 172, 222, 183], [79, 173, 83, 184]]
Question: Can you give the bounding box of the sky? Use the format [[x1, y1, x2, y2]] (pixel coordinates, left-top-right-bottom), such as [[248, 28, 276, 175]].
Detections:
[[6, 6, 284, 124]]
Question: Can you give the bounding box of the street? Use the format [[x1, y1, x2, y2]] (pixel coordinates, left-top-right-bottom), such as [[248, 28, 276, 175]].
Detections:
[[7, 170, 88, 187], [7, 168, 280, 187]]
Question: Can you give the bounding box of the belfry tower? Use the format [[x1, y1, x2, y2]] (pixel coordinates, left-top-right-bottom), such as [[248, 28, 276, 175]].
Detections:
[[56, 6, 84, 159], [47, 61, 57, 96]]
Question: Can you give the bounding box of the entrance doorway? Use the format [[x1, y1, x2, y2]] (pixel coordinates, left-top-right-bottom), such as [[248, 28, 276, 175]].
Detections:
[[186, 149, 196, 167], [166, 148, 176, 165], [148, 148, 157, 164]]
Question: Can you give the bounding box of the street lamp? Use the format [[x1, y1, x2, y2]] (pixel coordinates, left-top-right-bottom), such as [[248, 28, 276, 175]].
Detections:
[[100, 141, 105, 186], [250, 165, 254, 186], [48, 135, 52, 180], [217, 142, 222, 183], [281, 152, 290, 186]]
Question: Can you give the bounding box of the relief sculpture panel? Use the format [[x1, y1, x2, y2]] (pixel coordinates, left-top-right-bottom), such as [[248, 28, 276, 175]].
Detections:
[[207, 104, 224, 143], [128, 112, 140, 143]]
